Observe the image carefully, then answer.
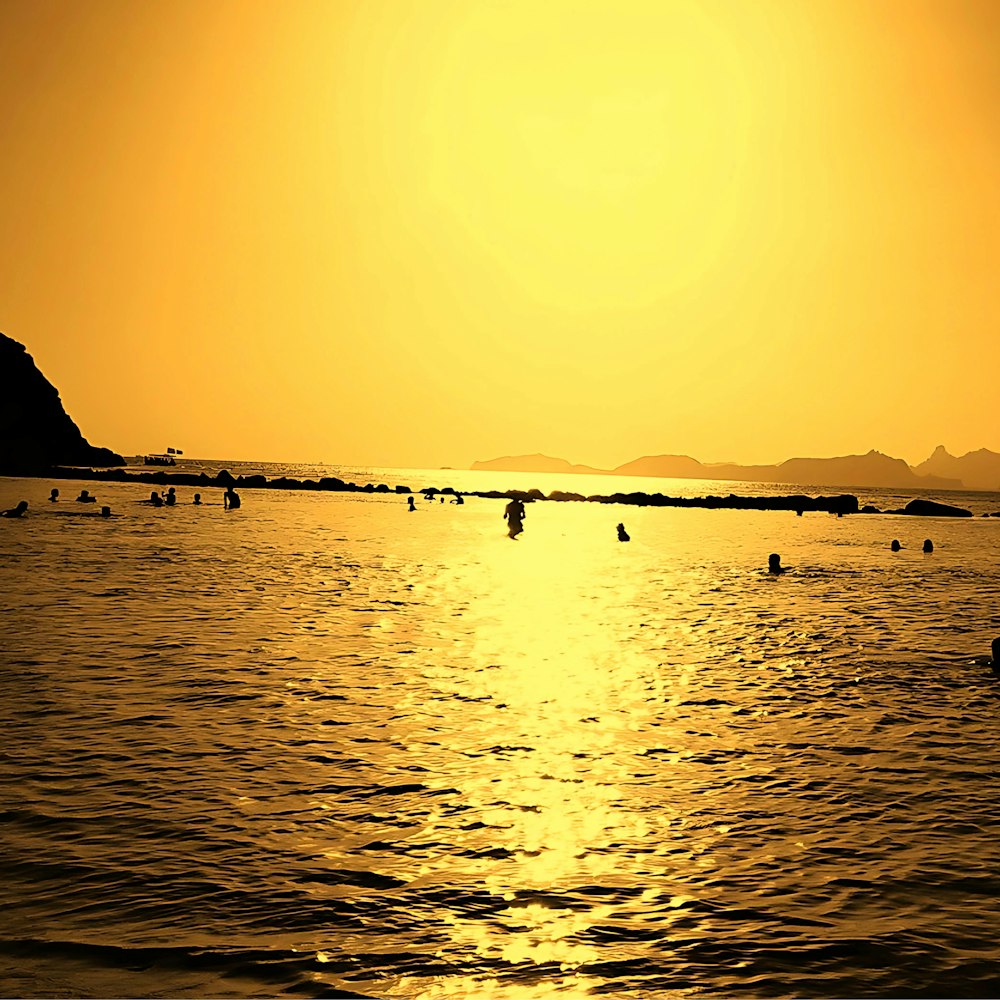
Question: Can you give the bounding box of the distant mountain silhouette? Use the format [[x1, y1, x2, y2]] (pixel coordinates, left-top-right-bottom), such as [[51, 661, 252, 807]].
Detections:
[[472, 448, 970, 490], [471, 454, 609, 476], [914, 445, 1000, 491], [613, 454, 706, 478], [0, 332, 124, 473]]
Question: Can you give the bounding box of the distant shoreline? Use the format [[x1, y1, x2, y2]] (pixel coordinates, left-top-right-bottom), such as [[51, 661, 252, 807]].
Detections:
[[2, 465, 990, 518]]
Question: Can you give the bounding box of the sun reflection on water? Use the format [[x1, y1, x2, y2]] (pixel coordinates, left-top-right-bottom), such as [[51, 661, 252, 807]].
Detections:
[[385, 516, 714, 985]]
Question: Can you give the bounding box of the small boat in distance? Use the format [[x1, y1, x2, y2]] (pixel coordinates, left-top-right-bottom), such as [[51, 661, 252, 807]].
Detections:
[[143, 448, 183, 467]]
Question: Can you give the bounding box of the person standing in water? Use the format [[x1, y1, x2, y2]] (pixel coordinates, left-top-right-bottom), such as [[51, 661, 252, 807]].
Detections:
[[504, 497, 525, 538], [224, 487, 241, 510]]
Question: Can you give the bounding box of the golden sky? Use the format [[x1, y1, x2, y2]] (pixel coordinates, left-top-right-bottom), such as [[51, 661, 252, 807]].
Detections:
[[1, 0, 997, 469]]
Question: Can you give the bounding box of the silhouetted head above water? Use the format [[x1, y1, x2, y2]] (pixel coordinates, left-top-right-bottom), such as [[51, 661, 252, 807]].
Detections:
[[891, 539, 901, 551], [768, 553, 786, 574], [923, 539, 934, 553]]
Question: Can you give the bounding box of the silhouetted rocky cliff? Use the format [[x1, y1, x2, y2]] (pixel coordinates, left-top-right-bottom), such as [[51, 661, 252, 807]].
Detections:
[[0, 333, 124, 473]]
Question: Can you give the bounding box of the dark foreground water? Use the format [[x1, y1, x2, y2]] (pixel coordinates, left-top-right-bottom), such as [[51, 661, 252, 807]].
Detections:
[[2, 471, 1000, 998]]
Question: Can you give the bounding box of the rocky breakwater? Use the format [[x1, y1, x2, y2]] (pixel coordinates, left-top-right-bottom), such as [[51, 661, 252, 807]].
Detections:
[[467, 487, 861, 515], [44, 465, 417, 495], [41, 465, 863, 515], [39, 469, 989, 520], [0, 333, 124, 474]]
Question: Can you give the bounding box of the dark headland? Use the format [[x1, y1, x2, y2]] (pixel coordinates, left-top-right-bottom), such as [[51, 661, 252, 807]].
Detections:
[[0, 333, 124, 473], [0, 330, 983, 518]]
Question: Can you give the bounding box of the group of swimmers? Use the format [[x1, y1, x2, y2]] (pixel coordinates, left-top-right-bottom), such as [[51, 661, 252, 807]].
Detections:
[[767, 537, 936, 574], [2, 496, 111, 518], [2, 485, 243, 518], [138, 487, 239, 508], [407, 494, 464, 511]]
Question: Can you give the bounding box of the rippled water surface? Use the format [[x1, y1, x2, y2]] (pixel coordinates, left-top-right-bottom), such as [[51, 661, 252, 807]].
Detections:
[[3, 474, 1000, 998]]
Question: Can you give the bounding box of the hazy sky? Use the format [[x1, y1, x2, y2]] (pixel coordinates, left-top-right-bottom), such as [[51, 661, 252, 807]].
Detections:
[[1, 0, 997, 469]]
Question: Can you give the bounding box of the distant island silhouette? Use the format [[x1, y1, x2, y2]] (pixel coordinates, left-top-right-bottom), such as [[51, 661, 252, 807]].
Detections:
[[471, 448, 1000, 492], [0, 334, 981, 519], [2, 328, 997, 501]]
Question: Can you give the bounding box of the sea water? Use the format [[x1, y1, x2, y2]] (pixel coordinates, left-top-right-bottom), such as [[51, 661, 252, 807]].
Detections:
[[2, 469, 1000, 999]]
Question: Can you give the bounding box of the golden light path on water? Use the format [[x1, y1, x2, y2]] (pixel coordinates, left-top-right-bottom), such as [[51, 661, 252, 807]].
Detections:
[[3, 477, 1000, 998], [377, 510, 710, 996], [278, 495, 869, 997]]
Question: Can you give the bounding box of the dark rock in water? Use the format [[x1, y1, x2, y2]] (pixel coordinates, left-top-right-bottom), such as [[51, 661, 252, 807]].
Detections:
[[901, 499, 972, 518], [861, 505, 881, 514], [549, 490, 586, 502], [394, 485, 411, 494], [216, 469, 235, 486], [319, 477, 347, 490], [375, 483, 390, 492], [241, 475, 267, 488], [0, 332, 125, 473]]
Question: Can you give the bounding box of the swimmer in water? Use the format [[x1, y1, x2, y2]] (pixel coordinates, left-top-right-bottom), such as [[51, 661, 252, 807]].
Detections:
[[49, 488, 59, 502], [1, 500, 28, 518], [617, 523, 630, 542], [193, 493, 202, 505], [504, 497, 526, 539], [768, 553, 786, 574], [407, 496, 416, 511], [923, 539, 934, 553], [99, 506, 111, 517], [76, 490, 96, 503], [224, 487, 241, 510], [164, 487, 177, 506], [891, 539, 902, 552]]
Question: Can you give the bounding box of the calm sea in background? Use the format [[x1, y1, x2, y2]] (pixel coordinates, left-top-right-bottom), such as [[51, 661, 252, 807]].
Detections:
[[3, 461, 1000, 999]]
